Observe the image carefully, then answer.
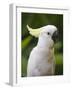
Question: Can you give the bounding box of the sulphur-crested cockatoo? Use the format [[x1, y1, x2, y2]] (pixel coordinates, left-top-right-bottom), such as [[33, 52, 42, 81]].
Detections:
[[27, 25, 58, 76]]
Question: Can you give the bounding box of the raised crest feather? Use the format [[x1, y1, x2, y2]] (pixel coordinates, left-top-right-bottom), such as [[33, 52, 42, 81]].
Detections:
[[27, 25, 41, 38]]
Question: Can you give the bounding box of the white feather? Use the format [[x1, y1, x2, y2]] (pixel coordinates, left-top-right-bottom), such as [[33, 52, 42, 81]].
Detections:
[[27, 25, 57, 76]]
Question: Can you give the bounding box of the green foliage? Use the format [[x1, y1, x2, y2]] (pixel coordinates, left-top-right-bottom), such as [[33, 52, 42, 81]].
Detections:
[[22, 36, 32, 49], [55, 54, 63, 75], [21, 56, 27, 77], [21, 12, 63, 77]]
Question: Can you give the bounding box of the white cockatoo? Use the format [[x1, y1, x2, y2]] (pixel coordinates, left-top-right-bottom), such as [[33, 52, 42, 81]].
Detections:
[[27, 25, 58, 76]]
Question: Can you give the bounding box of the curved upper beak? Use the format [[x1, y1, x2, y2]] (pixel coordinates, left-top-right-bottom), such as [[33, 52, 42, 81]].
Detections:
[[52, 31, 58, 42]]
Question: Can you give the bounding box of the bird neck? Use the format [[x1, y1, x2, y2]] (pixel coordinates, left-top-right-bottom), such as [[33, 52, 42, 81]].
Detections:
[[37, 36, 53, 49]]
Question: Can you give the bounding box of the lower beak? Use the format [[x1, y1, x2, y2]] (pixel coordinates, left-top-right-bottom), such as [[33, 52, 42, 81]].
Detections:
[[52, 31, 58, 42]]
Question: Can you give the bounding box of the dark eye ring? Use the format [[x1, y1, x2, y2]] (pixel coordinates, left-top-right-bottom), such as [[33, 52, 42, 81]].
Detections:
[[47, 32, 50, 35]]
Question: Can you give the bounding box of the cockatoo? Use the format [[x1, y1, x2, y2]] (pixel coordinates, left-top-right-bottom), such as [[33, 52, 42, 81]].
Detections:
[[27, 25, 58, 76]]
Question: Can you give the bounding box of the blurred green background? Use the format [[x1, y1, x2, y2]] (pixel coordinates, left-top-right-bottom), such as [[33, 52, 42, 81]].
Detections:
[[21, 12, 63, 77]]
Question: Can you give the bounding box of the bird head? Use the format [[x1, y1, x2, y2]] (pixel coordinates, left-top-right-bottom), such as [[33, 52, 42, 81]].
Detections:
[[27, 25, 58, 44], [40, 25, 58, 43]]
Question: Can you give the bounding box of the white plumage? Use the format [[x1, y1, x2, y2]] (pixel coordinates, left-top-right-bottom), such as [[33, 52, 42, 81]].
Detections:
[[27, 25, 58, 76]]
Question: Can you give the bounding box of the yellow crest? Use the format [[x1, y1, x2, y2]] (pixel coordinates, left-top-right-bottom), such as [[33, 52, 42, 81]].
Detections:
[[27, 25, 41, 38]]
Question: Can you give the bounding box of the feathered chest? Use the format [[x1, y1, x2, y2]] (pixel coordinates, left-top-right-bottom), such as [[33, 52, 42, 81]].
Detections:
[[36, 47, 54, 63]]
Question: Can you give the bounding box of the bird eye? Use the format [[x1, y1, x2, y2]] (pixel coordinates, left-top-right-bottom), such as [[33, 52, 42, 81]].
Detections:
[[47, 32, 50, 35]]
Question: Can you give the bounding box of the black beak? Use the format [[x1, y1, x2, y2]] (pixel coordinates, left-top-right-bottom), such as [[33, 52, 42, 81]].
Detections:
[[52, 31, 58, 42]]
